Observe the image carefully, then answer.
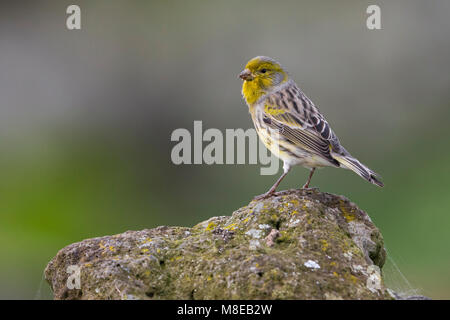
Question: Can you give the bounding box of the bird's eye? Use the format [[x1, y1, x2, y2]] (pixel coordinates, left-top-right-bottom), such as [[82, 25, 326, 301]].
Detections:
[[260, 68, 267, 73]]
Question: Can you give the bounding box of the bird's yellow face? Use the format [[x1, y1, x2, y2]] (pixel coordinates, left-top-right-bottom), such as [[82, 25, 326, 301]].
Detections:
[[239, 56, 288, 106]]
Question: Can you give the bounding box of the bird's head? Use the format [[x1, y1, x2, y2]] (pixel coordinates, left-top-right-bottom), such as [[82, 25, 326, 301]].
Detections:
[[239, 56, 289, 105]]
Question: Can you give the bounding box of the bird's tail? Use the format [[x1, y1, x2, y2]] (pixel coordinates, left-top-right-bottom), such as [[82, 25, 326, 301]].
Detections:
[[332, 154, 384, 187]]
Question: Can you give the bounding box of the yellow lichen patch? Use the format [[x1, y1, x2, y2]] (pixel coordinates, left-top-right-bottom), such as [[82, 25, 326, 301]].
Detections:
[[290, 199, 300, 207], [84, 263, 93, 268], [276, 233, 289, 243], [141, 248, 149, 254], [319, 239, 329, 252], [173, 239, 183, 246], [205, 222, 217, 231], [143, 238, 153, 243], [330, 261, 337, 267], [339, 200, 356, 222], [207, 275, 213, 281], [291, 210, 299, 215], [156, 248, 161, 253], [344, 272, 359, 284], [175, 256, 182, 260], [98, 241, 115, 255], [144, 270, 151, 277], [342, 239, 351, 249], [350, 275, 358, 284], [242, 217, 249, 223], [333, 272, 339, 277], [224, 223, 237, 230]]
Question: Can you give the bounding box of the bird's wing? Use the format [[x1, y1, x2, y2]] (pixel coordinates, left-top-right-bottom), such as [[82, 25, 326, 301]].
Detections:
[[260, 82, 343, 165]]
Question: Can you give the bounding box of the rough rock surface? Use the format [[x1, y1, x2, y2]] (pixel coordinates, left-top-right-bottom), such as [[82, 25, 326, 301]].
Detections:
[[45, 189, 395, 300]]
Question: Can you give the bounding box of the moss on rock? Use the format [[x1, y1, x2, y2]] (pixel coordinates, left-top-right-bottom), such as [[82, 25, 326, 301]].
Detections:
[[45, 189, 393, 300]]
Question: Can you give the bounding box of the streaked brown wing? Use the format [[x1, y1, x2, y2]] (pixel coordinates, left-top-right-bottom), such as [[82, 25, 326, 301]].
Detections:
[[262, 108, 337, 166], [263, 82, 345, 155]]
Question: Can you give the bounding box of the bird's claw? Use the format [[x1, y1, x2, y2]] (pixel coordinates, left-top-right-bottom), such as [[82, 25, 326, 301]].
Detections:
[[253, 192, 275, 201], [300, 186, 319, 191]]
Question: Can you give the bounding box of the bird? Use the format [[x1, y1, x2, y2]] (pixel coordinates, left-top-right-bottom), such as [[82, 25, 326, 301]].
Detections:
[[239, 56, 383, 199]]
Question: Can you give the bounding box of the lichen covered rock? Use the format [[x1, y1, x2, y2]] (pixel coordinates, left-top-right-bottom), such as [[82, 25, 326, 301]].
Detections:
[[45, 189, 393, 300]]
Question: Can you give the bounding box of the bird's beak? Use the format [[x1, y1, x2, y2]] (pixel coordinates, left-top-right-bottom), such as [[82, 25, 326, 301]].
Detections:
[[239, 69, 254, 81]]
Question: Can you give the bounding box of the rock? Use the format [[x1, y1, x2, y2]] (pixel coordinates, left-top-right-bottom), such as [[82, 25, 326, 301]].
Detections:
[[45, 188, 394, 300]]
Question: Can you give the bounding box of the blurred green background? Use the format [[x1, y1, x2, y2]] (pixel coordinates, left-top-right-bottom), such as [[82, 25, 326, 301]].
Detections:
[[1, 0, 449, 299]]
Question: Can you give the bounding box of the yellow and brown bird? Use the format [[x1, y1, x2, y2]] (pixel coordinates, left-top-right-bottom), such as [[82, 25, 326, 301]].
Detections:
[[239, 56, 383, 199]]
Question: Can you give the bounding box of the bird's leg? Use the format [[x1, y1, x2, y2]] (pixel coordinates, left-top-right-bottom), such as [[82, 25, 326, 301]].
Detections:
[[302, 168, 316, 189], [253, 164, 291, 200], [253, 172, 288, 200]]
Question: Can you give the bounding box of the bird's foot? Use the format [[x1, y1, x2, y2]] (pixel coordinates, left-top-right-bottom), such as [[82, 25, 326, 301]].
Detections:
[[253, 191, 276, 201], [301, 183, 310, 189], [299, 186, 319, 191]]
